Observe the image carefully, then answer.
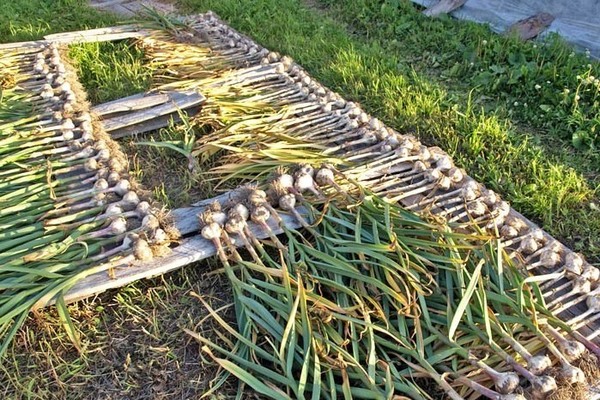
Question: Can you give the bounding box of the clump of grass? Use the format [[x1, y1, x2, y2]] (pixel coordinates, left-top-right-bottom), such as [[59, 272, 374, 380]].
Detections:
[[68, 41, 152, 105], [126, 113, 214, 208], [323, 0, 600, 152]]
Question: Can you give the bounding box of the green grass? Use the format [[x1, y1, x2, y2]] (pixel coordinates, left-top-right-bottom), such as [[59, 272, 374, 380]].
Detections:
[[1, 0, 600, 398], [68, 41, 152, 104], [0, 0, 120, 43], [179, 0, 600, 262]]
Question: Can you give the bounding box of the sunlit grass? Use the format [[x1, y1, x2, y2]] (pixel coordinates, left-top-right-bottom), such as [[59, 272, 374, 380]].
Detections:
[[0, 0, 119, 43]]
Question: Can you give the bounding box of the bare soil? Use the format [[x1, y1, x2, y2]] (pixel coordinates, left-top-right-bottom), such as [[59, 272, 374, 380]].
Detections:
[[90, 0, 178, 17]]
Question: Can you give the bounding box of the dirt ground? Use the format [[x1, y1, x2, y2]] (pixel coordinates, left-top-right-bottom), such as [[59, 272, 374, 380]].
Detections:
[[90, 0, 178, 16]]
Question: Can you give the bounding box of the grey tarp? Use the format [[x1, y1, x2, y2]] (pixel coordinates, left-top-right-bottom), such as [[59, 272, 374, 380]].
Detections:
[[412, 0, 600, 58]]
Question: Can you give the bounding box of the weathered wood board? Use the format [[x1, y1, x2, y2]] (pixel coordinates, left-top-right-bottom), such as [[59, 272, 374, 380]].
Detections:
[[91, 90, 205, 138], [37, 197, 303, 307]]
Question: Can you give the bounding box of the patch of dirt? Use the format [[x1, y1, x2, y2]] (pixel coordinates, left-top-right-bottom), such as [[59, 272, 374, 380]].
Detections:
[[90, 0, 178, 17]]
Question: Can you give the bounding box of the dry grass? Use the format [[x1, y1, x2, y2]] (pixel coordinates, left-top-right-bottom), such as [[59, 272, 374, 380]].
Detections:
[[1, 264, 231, 399]]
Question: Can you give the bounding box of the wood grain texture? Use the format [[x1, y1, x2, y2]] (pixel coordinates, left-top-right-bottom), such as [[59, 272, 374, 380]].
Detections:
[[100, 91, 204, 132]]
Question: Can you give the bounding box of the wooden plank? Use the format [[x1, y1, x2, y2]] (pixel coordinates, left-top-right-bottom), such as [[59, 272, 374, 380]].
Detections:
[[108, 105, 200, 138], [44, 25, 142, 38], [507, 13, 555, 40], [93, 90, 204, 117], [38, 207, 303, 307], [91, 92, 162, 116], [43, 25, 150, 44], [423, 0, 467, 17], [101, 91, 205, 132], [172, 192, 234, 235], [111, 113, 180, 139], [0, 40, 47, 51], [0, 26, 149, 50], [89, 0, 130, 8]]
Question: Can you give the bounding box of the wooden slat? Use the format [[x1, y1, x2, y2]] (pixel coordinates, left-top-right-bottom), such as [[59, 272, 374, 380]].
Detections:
[[0, 26, 149, 50], [101, 91, 205, 132], [37, 207, 302, 307], [0, 40, 47, 51], [173, 192, 233, 236], [110, 113, 184, 139], [423, 0, 467, 17], [89, 0, 131, 8], [43, 25, 150, 44], [91, 92, 167, 116]]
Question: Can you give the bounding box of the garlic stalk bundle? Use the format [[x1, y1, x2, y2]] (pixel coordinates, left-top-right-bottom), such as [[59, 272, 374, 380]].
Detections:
[[409, 178, 480, 211], [581, 263, 600, 283], [379, 168, 446, 201], [201, 222, 222, 242], [151, 229, 169, 245], [198, 201, 227, 227], [133, 237, 153, 261], [448, 199, 488, 223], [140, 214, 160, 233], [469, 356, 520, 394], [565, 293, 600, 330], [544, 277, 591, 307], [54, 178, 130, 204], [544, 325, 586, 362], [502, 336, 552, 375], [349, 145, 430, 178], [246, 186, 284, 226], [224, 211, 262, 263], [269, 167, 295, 192], [116, 191, 141, 211], [293, 171, 321, 197], [432, 153, 454, 171], [380, 133, 402, 153], [315, 165, 345, 194], [553, 287, 600, 325], [524, 241, 563, 265], [52, 201, 152, 231], [506, 358, 557, 398], [525, 249, 562, 272], [228, 202, 250, 221], [454, 375, 525, 400], [503, 228, 545, 249], [360, 160, 429, 187], [249, 203, 285, 250], [499, 215, 528, 238], [535, 329, 586, 385], [276, 191, 311, 228], [77, 217, 128, 241], [483, 201, 511, 230], [506, 236, 541, 258]]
